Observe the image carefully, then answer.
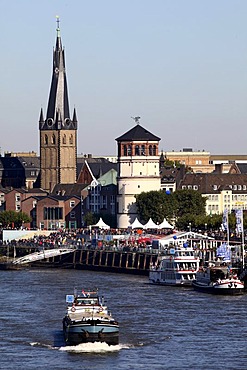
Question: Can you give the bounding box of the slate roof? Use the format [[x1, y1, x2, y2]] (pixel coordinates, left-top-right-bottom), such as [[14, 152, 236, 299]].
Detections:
[[77, 157, 117, 180], [235, 164, 247, 174], [179, 173, 247, 193], [116, 124, 160, 142], [51, 183, 88, 197]]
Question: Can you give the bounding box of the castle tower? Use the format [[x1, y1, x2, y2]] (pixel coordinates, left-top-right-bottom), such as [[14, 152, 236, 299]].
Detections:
[[116, 117, 161, 228], [39, 18, 77, 192]]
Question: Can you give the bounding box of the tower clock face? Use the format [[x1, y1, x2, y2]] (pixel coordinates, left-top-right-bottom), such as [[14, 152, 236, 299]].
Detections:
[[64, 118, 71, 127], [47, 118, 53, 127]]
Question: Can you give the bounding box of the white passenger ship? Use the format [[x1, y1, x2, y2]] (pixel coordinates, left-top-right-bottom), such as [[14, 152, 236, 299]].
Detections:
[[149, 246, 200, 286]]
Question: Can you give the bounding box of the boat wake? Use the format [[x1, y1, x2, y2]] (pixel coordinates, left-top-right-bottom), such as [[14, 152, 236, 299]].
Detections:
[[30, 341, 130, 352], [30, 342, 59, 350], [59, 342, 130, 353]]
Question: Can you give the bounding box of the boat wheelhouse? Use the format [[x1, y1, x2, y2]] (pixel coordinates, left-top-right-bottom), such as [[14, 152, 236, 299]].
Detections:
[[63, 289, 119, 345], [149, 246, 200, 286]]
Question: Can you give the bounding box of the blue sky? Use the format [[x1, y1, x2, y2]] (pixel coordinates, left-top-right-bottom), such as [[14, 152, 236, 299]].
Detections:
[[1, 0, 247, 156]]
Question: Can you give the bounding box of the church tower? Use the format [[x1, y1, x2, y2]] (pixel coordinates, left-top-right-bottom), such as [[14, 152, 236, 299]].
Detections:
[[39, 18, 77, 192], [116, 117, 161, 229]]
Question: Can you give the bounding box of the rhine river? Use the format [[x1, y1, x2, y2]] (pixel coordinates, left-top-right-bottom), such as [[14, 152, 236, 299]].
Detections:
[[1, 268, 247, 370]]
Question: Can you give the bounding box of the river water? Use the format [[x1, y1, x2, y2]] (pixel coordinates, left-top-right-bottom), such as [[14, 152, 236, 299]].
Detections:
[[1, 268, 247, 370]]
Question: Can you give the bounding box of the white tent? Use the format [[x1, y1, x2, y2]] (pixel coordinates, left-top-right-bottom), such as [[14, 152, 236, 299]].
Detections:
[[93, 218, 110, 230], [130, 218, 144, 229], [143, 218, 159, 229], [158, 218, 173, 229]]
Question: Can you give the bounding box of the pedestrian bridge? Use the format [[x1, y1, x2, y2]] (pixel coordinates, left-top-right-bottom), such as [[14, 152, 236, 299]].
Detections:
[[12, 248, 76, 265]]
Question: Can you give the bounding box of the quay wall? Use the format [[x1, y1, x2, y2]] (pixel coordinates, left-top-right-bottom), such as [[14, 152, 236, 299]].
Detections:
[[28, 247, 219, 275]]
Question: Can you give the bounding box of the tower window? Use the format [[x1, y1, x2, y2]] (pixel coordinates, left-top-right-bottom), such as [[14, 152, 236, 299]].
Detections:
[[63, 134, 66, 144], [141, 145, 145, 155], [149, 145, 153, 155], [123, 145, 127, 156], [153, 145, 157, 155], [135, 145, 140, 155], [52, 134, 56, 144], [44, 135, 48, 145], [69, 134, 73, 144], [127, 145, 132, 156]]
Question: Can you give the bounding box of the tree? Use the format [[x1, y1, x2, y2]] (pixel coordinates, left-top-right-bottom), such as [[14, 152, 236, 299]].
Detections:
[[135, 189, 206, 228], [0, 210, 31, 228], [173, 189, 206, 218]]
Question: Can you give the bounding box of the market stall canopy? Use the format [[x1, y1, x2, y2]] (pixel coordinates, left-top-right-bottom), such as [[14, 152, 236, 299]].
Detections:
[[158, 218, 173, 229], [143, 218, 159, 229], [130, 218, 144, 229], [93, 218, 110, 230]]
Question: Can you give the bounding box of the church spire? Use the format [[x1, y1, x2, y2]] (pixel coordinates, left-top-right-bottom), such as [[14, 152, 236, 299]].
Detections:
[[42, 16, 76, 130]]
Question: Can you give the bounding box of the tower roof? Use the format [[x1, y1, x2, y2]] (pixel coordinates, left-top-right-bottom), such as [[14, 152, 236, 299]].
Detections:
[[116, 123, 161, 142], [40, 17, 77, 131]]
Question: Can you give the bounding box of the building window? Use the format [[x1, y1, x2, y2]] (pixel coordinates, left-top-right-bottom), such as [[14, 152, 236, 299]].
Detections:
[[152, 145, 157, 155], [70, 211, 75, 218], [127, 145, 132, 156], [15, 194, 21, 202], [123, 145, 127, 156], [149, 145, 153, 155], [141, 145, 145, 155], [69, 134, 73, 144], [44, 135, 48, 145], [44, 207, 63, 220], [70, 200, 75, 207], [16, 204, 21, 211], [135, 145, 140, 155], [52, 134, 56, 144], [63, 134, 66, 144]]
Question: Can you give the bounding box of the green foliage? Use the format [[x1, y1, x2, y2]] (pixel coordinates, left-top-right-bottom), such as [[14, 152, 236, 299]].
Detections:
[[0, 210, 31, 228], [173, 189, 206, 217], [135, 189, 206, 227], [83, 212, 97, 227], [135, 190, 175, 224]]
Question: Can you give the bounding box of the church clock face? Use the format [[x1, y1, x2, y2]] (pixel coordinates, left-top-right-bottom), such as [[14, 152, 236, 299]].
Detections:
[[47, 118, 54, 127]]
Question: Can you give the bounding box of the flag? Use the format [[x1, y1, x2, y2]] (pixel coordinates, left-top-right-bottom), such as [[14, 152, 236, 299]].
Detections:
[[222, 209, 228, 232], [217, 243, 231, 262], [235, 209, 243, 233]]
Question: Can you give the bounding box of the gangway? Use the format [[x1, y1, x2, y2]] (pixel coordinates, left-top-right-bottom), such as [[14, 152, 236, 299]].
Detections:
[[12, 248, 76, 265]]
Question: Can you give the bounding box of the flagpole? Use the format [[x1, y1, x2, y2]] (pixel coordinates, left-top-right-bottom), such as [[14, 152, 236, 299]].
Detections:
[[241, 209, 245, 269], [227, 211, 230, 247]]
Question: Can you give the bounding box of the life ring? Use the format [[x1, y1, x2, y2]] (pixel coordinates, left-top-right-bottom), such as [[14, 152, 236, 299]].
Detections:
[[71, 306, 76, 312], [98, 307, 103, 312]]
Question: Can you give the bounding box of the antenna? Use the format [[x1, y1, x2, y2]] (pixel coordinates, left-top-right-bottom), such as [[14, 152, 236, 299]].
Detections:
[[131, 116, 141, 124], [56, 15, 60, 35]]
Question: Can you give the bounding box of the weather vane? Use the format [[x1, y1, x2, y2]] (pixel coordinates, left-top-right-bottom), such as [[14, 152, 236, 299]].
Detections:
[[131, 116, 141, 124]]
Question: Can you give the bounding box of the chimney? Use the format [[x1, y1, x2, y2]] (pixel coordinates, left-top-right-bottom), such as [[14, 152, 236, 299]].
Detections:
[[214, 163, 223, 174]]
